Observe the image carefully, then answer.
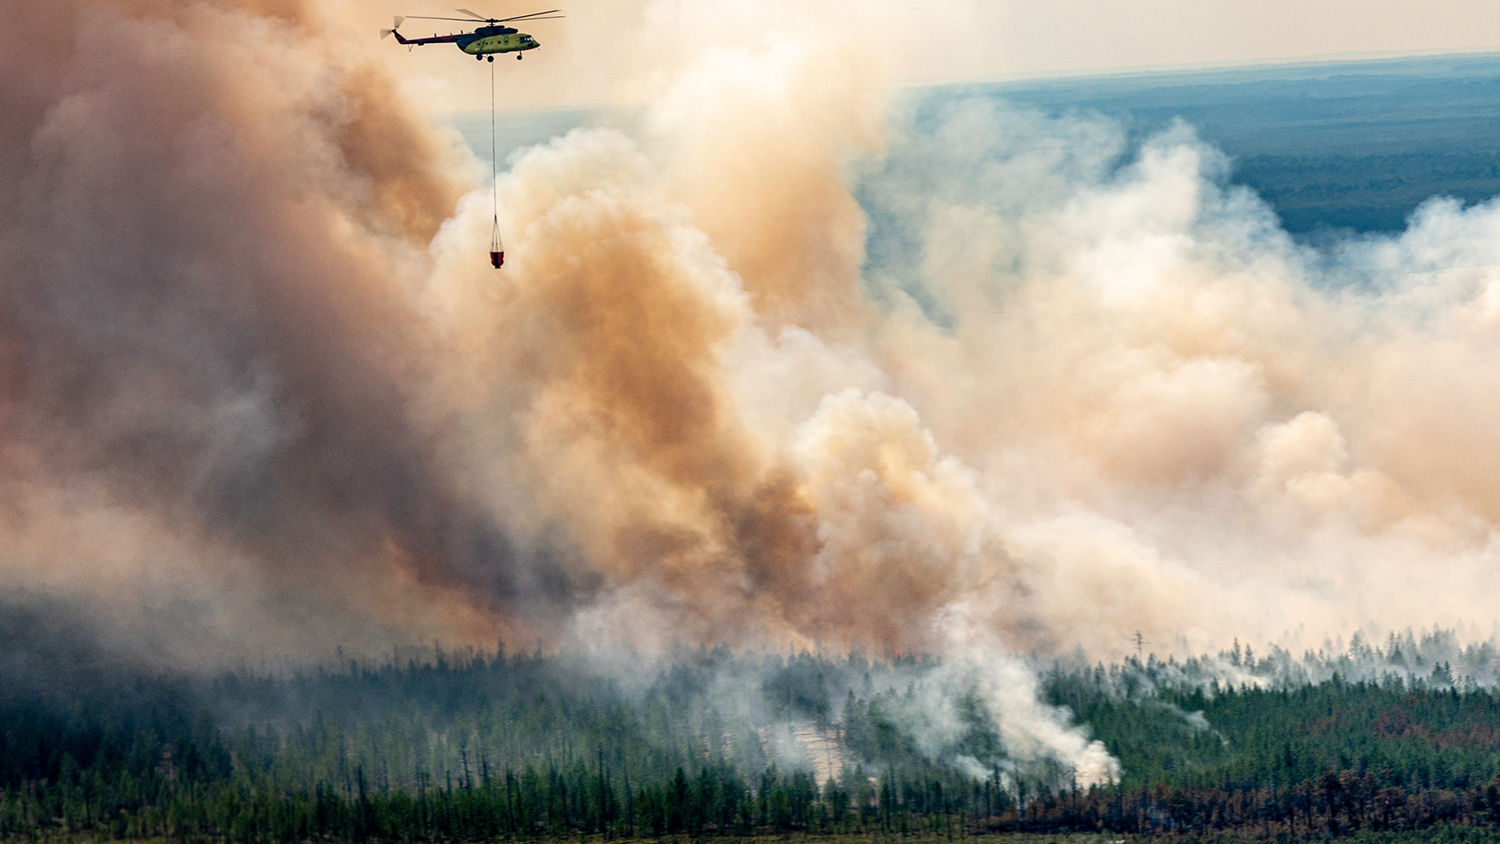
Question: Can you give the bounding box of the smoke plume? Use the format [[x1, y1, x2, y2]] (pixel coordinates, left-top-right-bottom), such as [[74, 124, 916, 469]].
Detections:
[[11, 0, 1500, 786]]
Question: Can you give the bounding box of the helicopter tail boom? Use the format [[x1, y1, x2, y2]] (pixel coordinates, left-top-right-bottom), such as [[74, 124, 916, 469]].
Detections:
[[381, 16, 466, 46], [386, 30, 465, 46]]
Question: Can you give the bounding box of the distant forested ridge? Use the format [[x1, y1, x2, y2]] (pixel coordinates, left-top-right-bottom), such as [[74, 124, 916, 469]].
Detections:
[[985, 52, 1500, 235], [10, 633, 1500, 840]]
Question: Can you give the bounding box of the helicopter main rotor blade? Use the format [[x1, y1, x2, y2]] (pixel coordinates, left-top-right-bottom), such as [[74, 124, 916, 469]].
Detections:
[[454, 8, 491, 21], [494, 9, 563, 22], [402, 9, 563, 25], [403, 14, 485, 22]]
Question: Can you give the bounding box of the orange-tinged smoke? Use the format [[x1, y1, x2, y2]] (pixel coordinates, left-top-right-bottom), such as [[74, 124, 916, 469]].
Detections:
[[17, 0, 1500, 787], [0, 0, 558, 663]]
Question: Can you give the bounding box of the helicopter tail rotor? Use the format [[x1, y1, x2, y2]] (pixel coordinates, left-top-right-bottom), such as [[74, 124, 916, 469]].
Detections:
[[380, 16, 406, 38]]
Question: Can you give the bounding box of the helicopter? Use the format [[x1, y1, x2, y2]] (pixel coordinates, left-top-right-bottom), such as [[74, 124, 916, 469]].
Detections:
[[381, 8, 562, 61]]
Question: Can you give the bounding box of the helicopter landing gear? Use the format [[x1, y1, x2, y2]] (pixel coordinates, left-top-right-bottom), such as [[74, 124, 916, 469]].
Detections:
[[475, 54, 483, 61], [516, 53, 523, 60], [486, 55, 494, 61]]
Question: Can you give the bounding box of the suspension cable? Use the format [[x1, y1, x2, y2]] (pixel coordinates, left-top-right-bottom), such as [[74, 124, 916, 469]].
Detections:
[[492, 58, 498, 244], [488, 59, 503, 268], [490, 58, 498, 229]]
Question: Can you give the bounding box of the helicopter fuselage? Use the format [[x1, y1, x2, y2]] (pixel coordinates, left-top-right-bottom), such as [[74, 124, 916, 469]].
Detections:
[[459, 25, 540, 55]]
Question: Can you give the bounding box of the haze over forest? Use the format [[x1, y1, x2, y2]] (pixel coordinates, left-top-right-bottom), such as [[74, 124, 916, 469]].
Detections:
[[11, 1, 1500, 838]]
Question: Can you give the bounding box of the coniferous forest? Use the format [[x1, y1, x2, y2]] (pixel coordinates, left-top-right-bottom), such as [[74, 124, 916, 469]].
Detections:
[[11, 632, 1500, 841]]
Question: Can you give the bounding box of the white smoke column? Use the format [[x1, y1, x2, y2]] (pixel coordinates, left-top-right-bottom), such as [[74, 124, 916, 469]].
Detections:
[[930, 604, 1121, 788], [787, 390, 1122, 781]]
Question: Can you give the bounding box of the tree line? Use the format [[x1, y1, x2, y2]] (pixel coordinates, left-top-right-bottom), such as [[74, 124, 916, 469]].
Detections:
[[10, 641, 1500, 839]]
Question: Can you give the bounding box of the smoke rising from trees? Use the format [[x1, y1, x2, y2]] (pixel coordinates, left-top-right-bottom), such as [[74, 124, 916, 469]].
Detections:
[[10, 0, 1500, 786]]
